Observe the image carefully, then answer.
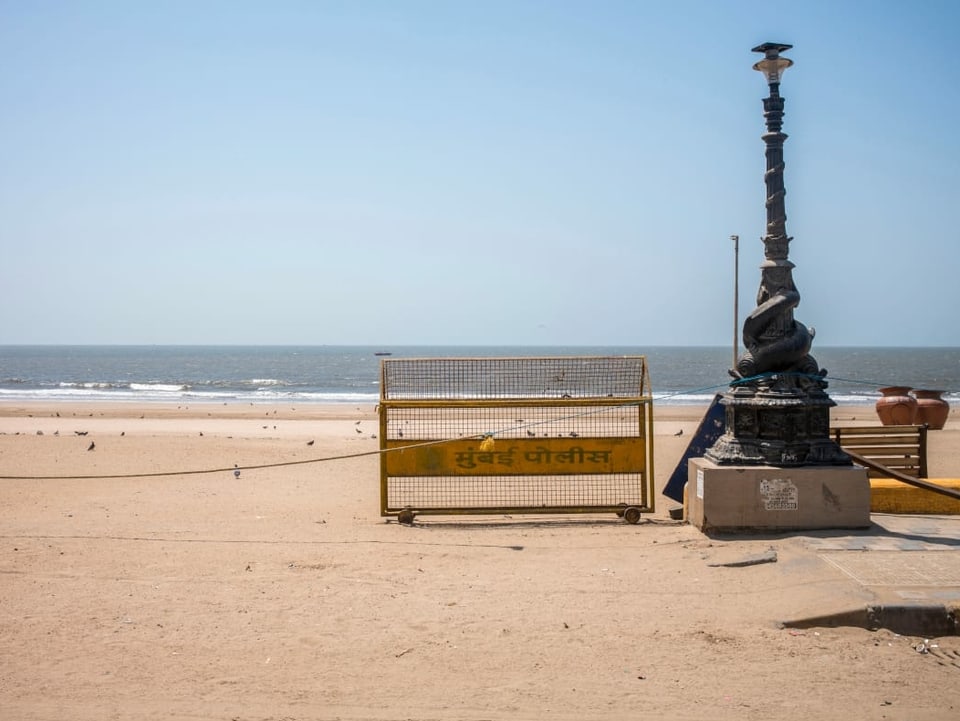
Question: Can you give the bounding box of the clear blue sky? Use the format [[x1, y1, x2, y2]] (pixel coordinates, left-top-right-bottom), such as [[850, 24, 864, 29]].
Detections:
[[2, 1, 958, 346]]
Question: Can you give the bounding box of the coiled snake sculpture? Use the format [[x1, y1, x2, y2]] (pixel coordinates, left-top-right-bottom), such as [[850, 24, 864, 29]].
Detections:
[[733, 266, 823, 381]]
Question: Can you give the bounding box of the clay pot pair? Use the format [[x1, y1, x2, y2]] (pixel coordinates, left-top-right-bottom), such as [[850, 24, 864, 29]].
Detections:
[[875, 386, 949, 429]]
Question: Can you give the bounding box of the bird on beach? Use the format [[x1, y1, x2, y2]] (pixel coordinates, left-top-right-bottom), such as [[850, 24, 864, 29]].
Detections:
[[674, 429, 684, 437], [87, 441, 95, 451], [355, 427, 363, 434], [307, 440, 315, 446]]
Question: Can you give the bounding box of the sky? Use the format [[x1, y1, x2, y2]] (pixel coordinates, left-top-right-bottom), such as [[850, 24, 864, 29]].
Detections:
[[1, 0, 958, 347]]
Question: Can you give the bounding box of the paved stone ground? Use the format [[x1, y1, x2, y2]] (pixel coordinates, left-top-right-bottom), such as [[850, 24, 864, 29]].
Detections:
[[787, 514, 960, 632], [820, 551, 960, 590], [806, 513, 960, 552]]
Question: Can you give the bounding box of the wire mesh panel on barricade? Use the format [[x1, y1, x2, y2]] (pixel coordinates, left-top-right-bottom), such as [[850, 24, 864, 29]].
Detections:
[[378, 356, 654, 524]]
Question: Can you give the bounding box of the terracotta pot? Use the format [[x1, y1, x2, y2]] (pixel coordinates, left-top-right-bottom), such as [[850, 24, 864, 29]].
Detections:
[[875, 386, 918, 425], [912, 389, 950, 430]]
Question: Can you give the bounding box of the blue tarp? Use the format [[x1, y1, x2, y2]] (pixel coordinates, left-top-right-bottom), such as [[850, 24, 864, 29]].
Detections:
[[661, 394, 725, 503]]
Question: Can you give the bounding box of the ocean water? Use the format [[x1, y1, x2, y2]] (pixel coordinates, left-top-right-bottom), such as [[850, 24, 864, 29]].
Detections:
[[1, 345, 959, 406]]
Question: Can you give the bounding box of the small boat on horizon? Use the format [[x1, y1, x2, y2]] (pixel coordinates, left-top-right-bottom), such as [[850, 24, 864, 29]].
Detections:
[[374, 351, 393, 356]]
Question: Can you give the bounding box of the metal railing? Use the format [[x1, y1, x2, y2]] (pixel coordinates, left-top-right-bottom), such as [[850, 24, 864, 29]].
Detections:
[[379, 356, 654, 523]]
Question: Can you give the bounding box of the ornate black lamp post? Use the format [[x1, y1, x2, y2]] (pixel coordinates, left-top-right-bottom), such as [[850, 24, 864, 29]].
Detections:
[[706, 43, 850, 467]]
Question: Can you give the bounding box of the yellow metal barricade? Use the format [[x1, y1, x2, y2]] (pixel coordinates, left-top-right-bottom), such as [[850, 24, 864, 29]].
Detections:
[[379, 356, 654, 523]]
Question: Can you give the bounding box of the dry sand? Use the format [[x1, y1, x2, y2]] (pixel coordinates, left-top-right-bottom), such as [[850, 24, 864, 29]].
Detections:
[[2, 401, 959, 720]]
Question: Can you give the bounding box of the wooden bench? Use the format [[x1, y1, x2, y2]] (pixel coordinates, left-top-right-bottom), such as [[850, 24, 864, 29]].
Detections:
[[831, 425, 928, 479]]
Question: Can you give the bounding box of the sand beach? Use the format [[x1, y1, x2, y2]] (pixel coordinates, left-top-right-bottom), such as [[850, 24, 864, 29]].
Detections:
[[2, 400, 959, 720]]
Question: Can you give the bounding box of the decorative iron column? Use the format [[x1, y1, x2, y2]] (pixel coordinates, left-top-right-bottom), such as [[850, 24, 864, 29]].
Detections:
[[705, 43, 850, 467]]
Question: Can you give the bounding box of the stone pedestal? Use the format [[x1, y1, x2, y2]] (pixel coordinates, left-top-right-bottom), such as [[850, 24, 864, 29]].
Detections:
[[686, 457, 870, 533], [705, 383, 850, 467]]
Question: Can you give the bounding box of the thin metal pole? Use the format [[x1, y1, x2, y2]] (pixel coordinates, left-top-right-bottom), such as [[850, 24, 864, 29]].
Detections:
[[731, 234, 739, 369]]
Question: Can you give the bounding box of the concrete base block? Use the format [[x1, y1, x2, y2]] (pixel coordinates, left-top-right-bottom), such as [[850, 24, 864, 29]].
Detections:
[[687, 458, 871, 533]]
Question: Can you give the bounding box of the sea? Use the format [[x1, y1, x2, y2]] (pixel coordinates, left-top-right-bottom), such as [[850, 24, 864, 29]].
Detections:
[[1, 345, 959, 407]]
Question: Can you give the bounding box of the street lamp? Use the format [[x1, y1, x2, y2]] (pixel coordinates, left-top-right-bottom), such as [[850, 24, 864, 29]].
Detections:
[[705, 43, 850, 468], [752, 42, 793, 84], [731, 234, 739, 372]]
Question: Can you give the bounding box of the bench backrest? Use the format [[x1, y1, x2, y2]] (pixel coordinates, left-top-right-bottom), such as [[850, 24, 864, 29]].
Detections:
[[831, 425, 928, 479]]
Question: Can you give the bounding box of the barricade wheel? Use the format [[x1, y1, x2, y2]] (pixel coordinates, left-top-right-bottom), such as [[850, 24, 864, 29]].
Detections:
[[615, 505, 627, 518], [397, 508, 416, 525], [623, 506, 642, 524]]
